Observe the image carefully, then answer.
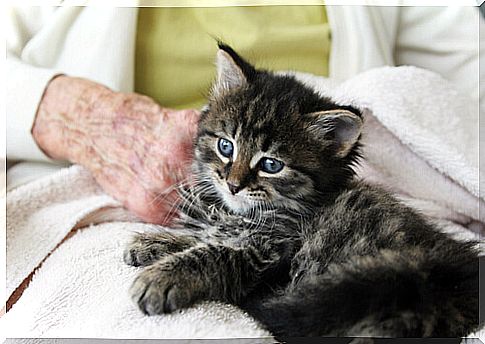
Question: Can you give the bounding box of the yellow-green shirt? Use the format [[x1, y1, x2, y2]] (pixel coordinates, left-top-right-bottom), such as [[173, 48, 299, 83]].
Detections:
[[135, 6, 331, 110]]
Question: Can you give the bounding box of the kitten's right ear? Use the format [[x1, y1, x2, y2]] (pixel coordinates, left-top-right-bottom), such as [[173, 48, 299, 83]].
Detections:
[[306, 109, 363, 158], [213, 42, 256, 96]]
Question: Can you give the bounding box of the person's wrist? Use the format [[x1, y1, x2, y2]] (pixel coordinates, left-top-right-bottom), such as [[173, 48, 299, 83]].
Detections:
[[32, 75, 117, 162]]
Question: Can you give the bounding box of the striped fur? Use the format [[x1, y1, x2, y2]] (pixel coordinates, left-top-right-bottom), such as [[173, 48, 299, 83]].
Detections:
[[125, 43, 480, 338]]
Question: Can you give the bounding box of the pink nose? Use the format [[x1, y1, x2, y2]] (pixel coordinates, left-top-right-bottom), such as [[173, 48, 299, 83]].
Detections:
[[227, 182, 241, 195]]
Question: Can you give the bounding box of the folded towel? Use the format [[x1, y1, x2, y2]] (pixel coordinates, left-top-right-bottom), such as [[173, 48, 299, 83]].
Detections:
[[3, 66, 483, 340]]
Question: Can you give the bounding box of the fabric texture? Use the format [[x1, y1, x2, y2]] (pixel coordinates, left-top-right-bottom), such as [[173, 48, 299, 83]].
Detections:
[[3, 67, 483, 340]]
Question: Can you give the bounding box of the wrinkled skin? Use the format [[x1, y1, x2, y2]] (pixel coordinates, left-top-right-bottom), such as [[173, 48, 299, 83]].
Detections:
[[33, 75, 200, 224]]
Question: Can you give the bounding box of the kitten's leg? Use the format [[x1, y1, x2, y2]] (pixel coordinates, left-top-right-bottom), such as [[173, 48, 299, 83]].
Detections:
[[130, 243, 280, 315], [244, 247, 479, 338], [123, 232, 197, 267]]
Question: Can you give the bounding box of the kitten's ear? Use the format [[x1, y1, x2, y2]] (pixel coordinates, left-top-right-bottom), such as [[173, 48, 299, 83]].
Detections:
[[306, 109, 363, 158], [213, 42, 256, 95]]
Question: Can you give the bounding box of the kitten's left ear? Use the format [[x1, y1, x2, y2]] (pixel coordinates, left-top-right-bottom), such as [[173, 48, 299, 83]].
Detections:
[[213, 42, 256, 96], [306, 109, 363, 158]]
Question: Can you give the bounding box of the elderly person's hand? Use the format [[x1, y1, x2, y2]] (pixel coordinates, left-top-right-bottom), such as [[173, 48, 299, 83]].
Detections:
[[32, 76, 200, 224]]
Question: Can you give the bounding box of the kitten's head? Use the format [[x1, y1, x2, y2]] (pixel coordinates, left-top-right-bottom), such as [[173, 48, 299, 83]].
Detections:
[[194, 43, 363, 214]]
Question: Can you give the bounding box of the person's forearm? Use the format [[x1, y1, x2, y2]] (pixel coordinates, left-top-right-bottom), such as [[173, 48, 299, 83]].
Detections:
[[32, 75, 117, 161], [30, 75, 200, 224]]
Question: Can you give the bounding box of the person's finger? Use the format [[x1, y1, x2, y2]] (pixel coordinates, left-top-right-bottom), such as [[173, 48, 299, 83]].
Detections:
[[126, 186, 181, 225]]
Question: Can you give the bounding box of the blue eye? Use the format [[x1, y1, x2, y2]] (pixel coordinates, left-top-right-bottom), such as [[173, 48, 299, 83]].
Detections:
[[260, 158, 284, 174], [218, 138, 234, 158]]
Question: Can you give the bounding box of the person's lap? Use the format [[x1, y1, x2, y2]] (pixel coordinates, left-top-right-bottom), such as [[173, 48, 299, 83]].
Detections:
[[3, 222, 271, 339]]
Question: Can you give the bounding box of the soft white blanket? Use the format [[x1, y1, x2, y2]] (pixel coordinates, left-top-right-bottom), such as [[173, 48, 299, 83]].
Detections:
[[3, 66, 483, 341]]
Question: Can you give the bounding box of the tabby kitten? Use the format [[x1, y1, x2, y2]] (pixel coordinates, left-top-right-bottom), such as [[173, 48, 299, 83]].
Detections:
[[124, 43, 479, 338]]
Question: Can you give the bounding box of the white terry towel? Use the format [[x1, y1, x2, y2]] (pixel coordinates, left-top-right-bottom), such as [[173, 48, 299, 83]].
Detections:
[[3, 66, 483, 340]]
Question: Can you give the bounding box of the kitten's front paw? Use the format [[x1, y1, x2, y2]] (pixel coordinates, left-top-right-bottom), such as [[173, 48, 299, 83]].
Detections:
[[130, 260, 201, 315], [123, 241, 165, 267], [124, 232, 196, 267]]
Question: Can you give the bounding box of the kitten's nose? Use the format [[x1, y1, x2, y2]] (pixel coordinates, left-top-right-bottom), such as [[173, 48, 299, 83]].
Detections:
[[227, 182, 241, 195]]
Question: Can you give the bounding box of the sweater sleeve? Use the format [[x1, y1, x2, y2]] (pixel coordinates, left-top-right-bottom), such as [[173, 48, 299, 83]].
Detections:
[[394, 6, 483, 104], [7, 7, 60, 161]]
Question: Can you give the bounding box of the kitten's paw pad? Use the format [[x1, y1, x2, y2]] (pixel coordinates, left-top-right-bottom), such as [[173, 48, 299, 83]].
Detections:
[[130, 264, 196, 315]]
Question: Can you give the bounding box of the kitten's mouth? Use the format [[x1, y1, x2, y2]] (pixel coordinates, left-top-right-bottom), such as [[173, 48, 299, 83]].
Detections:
[[209, 171, 271, 213], [224, 191, 260, 213], [215, 183, 267, 214]]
